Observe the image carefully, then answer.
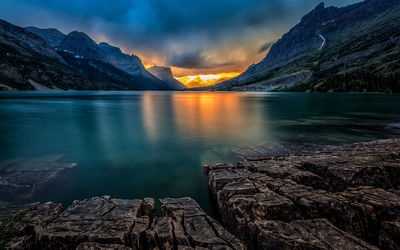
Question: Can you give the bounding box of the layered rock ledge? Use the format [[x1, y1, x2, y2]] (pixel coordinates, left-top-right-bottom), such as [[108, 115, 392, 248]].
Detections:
[[0, 197, 244, 249], [204, 138, 400, 249]]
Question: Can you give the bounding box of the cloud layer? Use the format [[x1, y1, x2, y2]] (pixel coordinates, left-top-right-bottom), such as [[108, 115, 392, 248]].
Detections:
[[0, 0, 362, 76]]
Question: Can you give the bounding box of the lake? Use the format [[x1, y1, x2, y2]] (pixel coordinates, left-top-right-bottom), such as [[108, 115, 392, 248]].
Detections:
[[1, 91, 400, 215]]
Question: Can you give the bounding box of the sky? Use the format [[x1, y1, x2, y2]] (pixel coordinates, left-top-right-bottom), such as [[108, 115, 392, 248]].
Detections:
[[0, 0, 362, 79]]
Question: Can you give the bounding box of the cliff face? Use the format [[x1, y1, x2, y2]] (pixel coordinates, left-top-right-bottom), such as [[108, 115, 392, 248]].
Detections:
[[98, 42, 153, 78], [148, 66, 188, 90], [215, 0, 400, 92], [25, 27, 66, 48]]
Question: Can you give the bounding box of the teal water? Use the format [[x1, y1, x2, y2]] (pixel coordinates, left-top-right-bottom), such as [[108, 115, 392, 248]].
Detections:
[[0, 91, 400, 215]]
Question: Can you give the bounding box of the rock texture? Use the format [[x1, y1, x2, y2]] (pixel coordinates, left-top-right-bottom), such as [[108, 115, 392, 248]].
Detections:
[[0, 197, 244, 249], [0, 202, 63, 249], [252, 219, 377, 250], [205, 138, 400, 249]]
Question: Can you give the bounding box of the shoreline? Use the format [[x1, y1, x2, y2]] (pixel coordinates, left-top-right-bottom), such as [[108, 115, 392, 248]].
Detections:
[[1, 138, 399, 249]]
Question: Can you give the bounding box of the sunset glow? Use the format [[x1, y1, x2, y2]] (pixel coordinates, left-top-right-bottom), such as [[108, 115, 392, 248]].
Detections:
[[175, 73, 241, 88]]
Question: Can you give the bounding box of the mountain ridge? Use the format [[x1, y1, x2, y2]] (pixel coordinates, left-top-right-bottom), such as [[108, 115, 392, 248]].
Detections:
[[214, 0, 400, 92], [25, 26, 66, 48], [0, 20, 175, 90]]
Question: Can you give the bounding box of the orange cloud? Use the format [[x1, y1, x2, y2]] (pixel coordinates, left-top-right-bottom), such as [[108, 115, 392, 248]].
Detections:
[[175, 73, 240, 88]]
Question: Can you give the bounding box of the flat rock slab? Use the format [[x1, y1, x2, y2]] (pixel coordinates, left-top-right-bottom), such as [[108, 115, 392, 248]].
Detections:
[[252, 219, 378, 250], [39, 197, 147, 249], [205, 139, 400, 249], [0, 197, 244, 249], [0, 155, 76, 199]]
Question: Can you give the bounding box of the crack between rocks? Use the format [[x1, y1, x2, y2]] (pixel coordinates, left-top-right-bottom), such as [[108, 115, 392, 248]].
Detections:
[[180, 213, 196, 249], [170, 220, 178, 250], [205, 215, 236, 249]]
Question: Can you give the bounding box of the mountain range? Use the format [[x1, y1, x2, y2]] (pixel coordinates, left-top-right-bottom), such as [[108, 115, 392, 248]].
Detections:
[[0, 20, 178, 90], [213, 0, 400, 93], [1, 0, 399, 92]]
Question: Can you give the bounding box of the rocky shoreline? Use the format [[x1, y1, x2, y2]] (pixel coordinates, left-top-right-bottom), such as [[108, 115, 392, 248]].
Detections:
[[205, 138, 400, 249], [1, 139, 399, 249]]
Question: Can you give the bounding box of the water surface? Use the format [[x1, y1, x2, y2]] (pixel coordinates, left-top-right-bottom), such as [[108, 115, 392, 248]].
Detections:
[[1, 91, 399, 214]]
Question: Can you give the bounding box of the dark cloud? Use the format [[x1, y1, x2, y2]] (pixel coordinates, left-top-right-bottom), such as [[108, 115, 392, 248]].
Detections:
[[169, 51, 208, 69], [169, 51, 235, 69], [0, 0, 363, 74]]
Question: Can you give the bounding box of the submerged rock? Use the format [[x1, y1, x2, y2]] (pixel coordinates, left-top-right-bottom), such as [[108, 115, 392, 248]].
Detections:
[[205, 138, 400, 249], [0, 155, 76, 199]]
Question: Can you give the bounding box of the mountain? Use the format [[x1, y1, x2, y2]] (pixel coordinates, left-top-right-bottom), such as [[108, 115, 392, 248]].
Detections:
[[0, 19, 111, 90], [0, 19, 173, 90], [215, 0, 400, 93], [57, 32, 171, 90], [98, 42, 157, 80], [147, 66, 187, 90], [25, 27, 66, 48], [57, 31, 106, 61], [0, 19, 63, 62]]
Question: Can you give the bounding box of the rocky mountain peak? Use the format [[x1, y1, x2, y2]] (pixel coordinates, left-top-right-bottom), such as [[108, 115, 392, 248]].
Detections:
[[148, 66, 187, 90], [98, 42, 122, 54], [97, 41, 153, 78], [58, 31, 105, 61], [64, 31, 97, 46]]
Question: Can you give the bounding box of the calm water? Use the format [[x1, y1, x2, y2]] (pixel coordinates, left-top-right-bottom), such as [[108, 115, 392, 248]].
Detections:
[[1, 91, 400, 215]]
